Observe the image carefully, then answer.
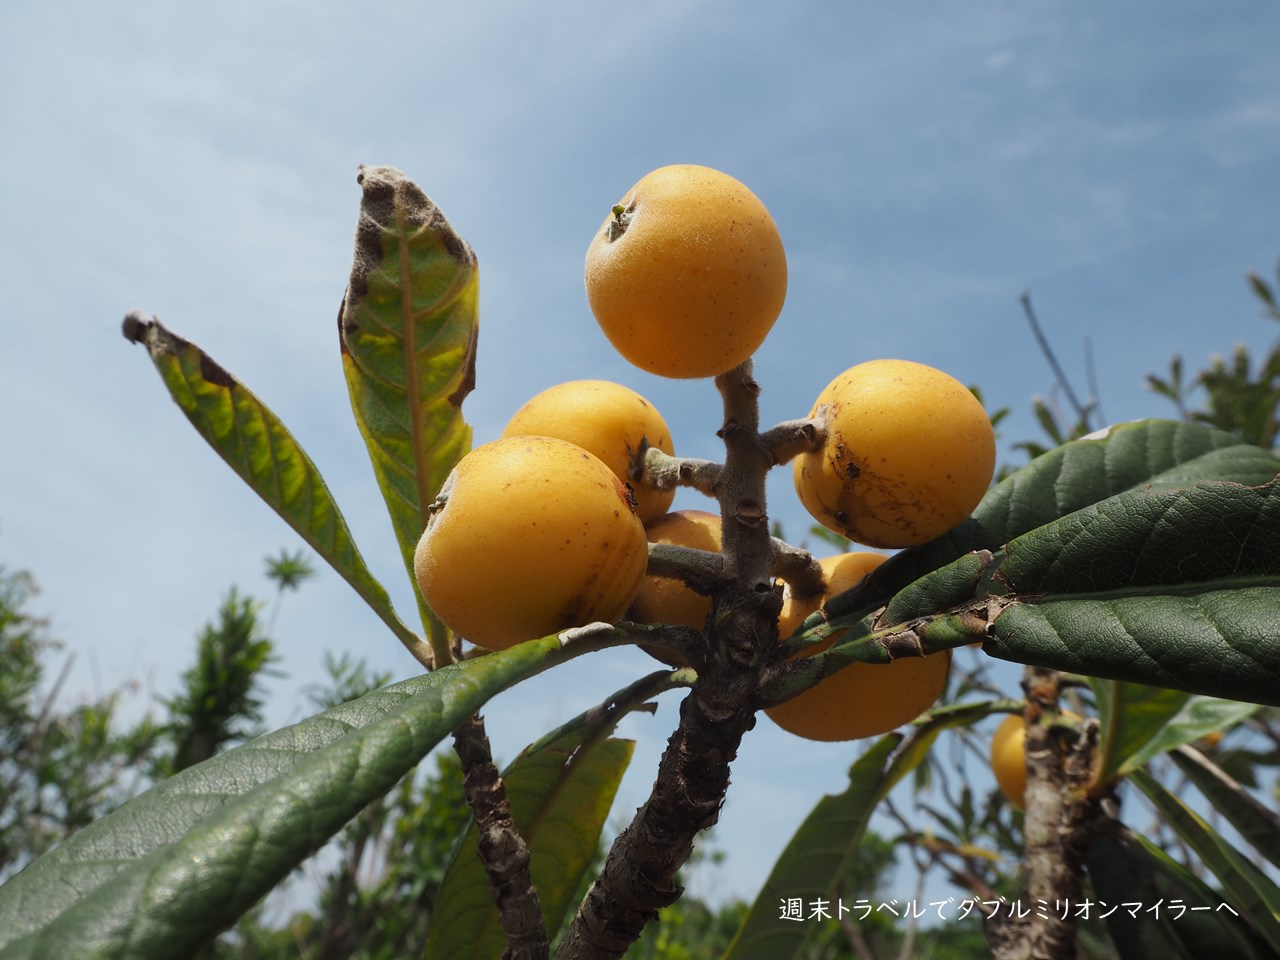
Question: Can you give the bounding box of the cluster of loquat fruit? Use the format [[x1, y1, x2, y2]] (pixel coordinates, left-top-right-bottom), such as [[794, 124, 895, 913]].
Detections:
[[414, 164, 996, 743]]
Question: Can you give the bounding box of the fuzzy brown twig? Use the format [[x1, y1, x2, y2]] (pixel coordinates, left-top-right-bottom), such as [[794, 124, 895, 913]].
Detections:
[[454, 714, 549, 960], [640, 447, 723, 497], [758, 415, 825, 465], [769, 537, 825, 600]]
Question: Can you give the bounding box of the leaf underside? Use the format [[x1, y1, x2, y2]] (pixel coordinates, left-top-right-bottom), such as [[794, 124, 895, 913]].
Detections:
[[339, 165, 479, 645]]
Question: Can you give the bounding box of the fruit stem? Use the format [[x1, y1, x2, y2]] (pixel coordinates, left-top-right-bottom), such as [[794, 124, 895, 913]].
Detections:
[[759, 415, 827, 465], [645, 542, 725, 594], [769, 538, 824, 599], [638, 447, 723, 497], [605, 203, 633, 242]]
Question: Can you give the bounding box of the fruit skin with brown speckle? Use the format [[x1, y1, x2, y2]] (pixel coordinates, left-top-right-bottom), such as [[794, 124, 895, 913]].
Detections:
[[585, 164, 787, 379], [501, 380, 675, 524], [414, 436, 648, 650], [793, 359, 996, 548], [766, 551, 951, 742]]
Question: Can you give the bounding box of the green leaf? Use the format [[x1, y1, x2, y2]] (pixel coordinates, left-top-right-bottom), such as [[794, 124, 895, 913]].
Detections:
[[122, 313, 426, 662], [0, 637, 563, 960], [970, 479, 1280, 706], [423, 672, 686, 960], [829, 419, 1280, 623], [1031, 396, 1066, 445], [722, 703, 991, 960], [721, 736, 898, 960], [1169, 746, 1280, 871], [1248, 270, 1277, 309], [425, 736, 632, 960], [882, 701, 995, 793], [995, 478, 1279, 596], [988, 588, 1280, 706], [1086, 824, 1274, 960], [1130, 769, 1280, 953], [880, 550, 994, 626], [339, 165, 479, 652], [1097, 691, 1261, 781], [1089, 683, 1185, 788]]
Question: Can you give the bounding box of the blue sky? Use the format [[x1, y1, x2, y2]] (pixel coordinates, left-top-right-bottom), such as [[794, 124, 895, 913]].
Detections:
[[4, 0, 1278, 910]]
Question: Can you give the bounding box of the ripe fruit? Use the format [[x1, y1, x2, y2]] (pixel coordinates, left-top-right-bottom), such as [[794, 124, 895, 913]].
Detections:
[[989, 712, 1084, 809], [585, 164, 788, 379], [990, 714, 1029, 810], [766, 551, 950, 742], [627, 510, 723, 631], [501, 380, 675, 524], [776, 551, 887, 640], [414, 436, 648, 650], [793, 359, 996, 548]]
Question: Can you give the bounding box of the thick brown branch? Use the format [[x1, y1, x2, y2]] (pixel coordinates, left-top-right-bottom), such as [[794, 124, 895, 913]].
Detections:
[[986, 667, 1106, 960], [555, 362, 782, 959], [453, 715, 548, 960]]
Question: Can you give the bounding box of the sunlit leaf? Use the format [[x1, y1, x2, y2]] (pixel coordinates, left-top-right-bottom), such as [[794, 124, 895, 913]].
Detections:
[[1098, 692, 1261, 781], [122, 313, 426, 660], [339, 165, 479, 649]]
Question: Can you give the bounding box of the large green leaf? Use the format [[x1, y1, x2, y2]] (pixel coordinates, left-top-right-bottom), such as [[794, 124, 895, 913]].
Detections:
[[828, 419, 1280, 623], [339, 165, 479, 652], [1086, 824, 1274, 960], [721, 702, 991, 960], [988, 589, 1280, 706], [864, 479, 1280, 705], [423, 672, 685, 960], [122, 312, 426, 661], [994, 478, 1279, 595], [0, 637, 563, 960], [984, 479, 1280, 705], [1169, 746, 1280, 870], [1130, 769, 1280, 953]]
